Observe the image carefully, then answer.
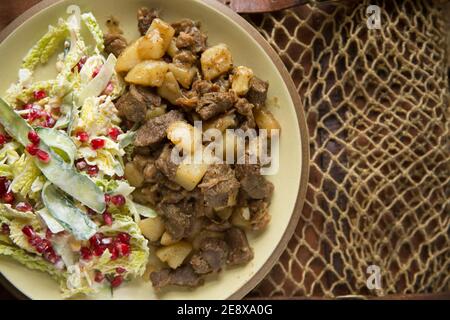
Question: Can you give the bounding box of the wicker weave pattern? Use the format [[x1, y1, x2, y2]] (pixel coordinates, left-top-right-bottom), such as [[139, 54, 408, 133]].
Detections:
[[237, 0, 450, 297]]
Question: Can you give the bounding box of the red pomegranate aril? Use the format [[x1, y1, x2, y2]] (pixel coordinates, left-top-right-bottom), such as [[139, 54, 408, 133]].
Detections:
[[80, 247, 93, 260], [1, 223, 10, 235], [103, 212, 113, 226], [111, 195, 126, 207], [29, 236, 42, 247], [104, 194, 111, 203], [3, 192, 15, 204], [28, 109, 41, 122], [89, 233, 103, 248], [28, 131, 40, 144], [26, 144, 39, 156], [87, 165, 99, 176], [0, 134, 6, 145], [94, 271, 105, 283], [94, 245, 106, 257], [0, 177, 7, 196], [86, 207, 97, 216], [116, 267, 126, 274], [109, 245, 119, 260], [36, 239, 51, 253], [110, 275, 123, 288], [117, 233, 131, 244], [45, 229, 53, 239], [36, 150, 51, 163], [91, 138, 105, 150], [33, 90, 47, 101], [76, 131, 89, 143], [75, 159, 88, 171], [74, 56, 87, 72], [15, 202, 32, 212], [45, 116, 56, 128], [92, 67, 100, 78], [22, 225, 35, 238], [22, 103, 33, 110], [108, 128, 121, 141], [45, 250, 60, 264], [116, 242, 130, 257]]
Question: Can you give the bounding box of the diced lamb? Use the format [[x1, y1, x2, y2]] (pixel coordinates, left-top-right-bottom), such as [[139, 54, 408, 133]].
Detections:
[[104, 33, 128, 57], [150, 265, 204, 289], [225, 227, 254, 266], [137, 7, 159, 35], [190, 238, 229, 274], [157, 201, 193, 241], [155, 144, 178, 181], [134, 110, 184, 147], [248, 199, 271, 230], [246, 77, 268, 107], [116, 85, 161, 123], [235, 162, 274, 200], [199, 165, 240, 210], [196, 92, 236, 120]]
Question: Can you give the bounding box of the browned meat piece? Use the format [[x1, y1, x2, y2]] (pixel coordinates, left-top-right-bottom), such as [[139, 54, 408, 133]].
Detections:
[[225, 227, 254, 266], [171, 19, 207, 54], [214, 75, 231, 92], [104, 33, 128, 57], [176, 32, 195, 49], [155, 144, 178, 180], [116, 85, 161, 123], [137, 7, 159, 35], [158, 201, 193, 241], [235, 98, 256, 130], [176, 95, 199, 110], [248, 199, 271, 230], [134, 110, 184, 147], [235, 162, 274, 200], [246, 77, 269, 107], [192, 80, 220, 95], [199, 165, 240, 210], [150, 265, 204, 289], [196, 92, 236, 120], [173, 50, 197, 67], [190, 238, 229, 274], [205, 221, 232, 232]]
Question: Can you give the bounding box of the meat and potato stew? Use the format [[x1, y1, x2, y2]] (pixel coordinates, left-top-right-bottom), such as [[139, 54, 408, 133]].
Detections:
[[106, 7, 281, 290]]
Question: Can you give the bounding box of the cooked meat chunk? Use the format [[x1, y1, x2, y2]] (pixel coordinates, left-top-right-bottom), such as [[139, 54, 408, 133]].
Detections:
[[173, 50, 197, 67], [104, 33, 128, 57], [199, 165, 240, 210], [235, 98, 256, 130], [190, 238, 229, 274], [155, 144, 178, 180], [225, 228, 254, 266], [236, 162, 274, 200], [246, 77, 268, 107], [150, 265, 204, 289], [171, 19, 207, 53], [196, 92, 236, 120], [205, 221, 232, 232], [158, 201, 193, 241], [116, 85, 161, 123], [192, 80, 220, 95], [249, 199, 271, 230], [134, 110, 184, 147], [137, 7, 159, 35], [214, 75, 231, 92]]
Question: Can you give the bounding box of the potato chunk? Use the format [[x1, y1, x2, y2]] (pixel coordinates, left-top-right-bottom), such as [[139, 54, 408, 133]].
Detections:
[[138, 19, 175, 60], [201, 44, 233, 80], [160, 232, 178, 246], [125, 60, 169, 87], [254, 108, 281, 136], [231, 66, 254, 96], [156, 241, 193, 269], [139, 216, 166, 242], [157, 71, 182, 104], [168, 63, 197, 89], [115, 39, 142, 73], [174, 162, 209, 192], [124, 162, 144, 188]]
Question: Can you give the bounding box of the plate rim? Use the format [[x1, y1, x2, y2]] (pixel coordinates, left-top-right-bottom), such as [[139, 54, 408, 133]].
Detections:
[[0, 0, 310, 300]]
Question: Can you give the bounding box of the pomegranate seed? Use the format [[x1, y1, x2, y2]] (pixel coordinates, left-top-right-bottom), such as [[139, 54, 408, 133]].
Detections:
[[45, 116, 56, 128], [74, 56, 87, 72], [1, 223, 10, 235], [89, 233, 103, 248], [76, 131, 89, 143], [87, 165, 99, 176], [102, 212, 113, 226], [110, 275, 123, 288], [80, 247, 93, 260], [29, 237, 42, 247], [94, 271, 104, 283], [44, 250, 60, 264], [45, 229, 53, 239], [22, 226, 35, 238], [36, 150, 51, 163], [117, 233, 131, 244], [22, 103, 33, 110], [108, 245, 119, 260], [90, 138, 105, 150], [0, 177, 8, 196], [104, 194, 111, 203], [27, 131, 40, 144], [92, 67, 100, 78], [26, 144, 39, 156], [116, 267, 126, 274], [111, 195, 126, 207], [108, 128, 121, 141], [75, 159, 88, 171], [3, 192, 15, 204], [94, 245, 106, 257], [15, 202, 32, 212], [86, 207, 97, 216], [28, 109, 41, 122], [116, 242, 130, 257], [33, 90, 47, 101], [36, 239, 51, 253], [0, 134, 6, 145]]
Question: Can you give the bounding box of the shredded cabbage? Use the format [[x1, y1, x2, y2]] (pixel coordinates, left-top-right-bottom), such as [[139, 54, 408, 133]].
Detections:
[[10, 154, 42, 198]]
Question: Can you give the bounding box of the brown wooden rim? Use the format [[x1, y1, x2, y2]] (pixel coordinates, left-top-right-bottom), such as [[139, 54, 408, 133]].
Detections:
[[0, 0, 310, 300]]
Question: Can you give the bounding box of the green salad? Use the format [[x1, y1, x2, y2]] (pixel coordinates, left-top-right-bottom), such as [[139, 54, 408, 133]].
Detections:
[[0, 10, 155, 298]]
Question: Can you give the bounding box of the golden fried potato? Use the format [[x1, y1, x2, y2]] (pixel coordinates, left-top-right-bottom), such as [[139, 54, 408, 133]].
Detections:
[[157, 71, 182, 104], [254, 108, 281, 136], [201, 44, 233, 80], [139, 216, 165, 242], [115, 39, 142, 73], [156, 241, 192, 269], [231, 66, 254, 96], [125, 60, 169, 87], [169, 64, 197, 89]]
